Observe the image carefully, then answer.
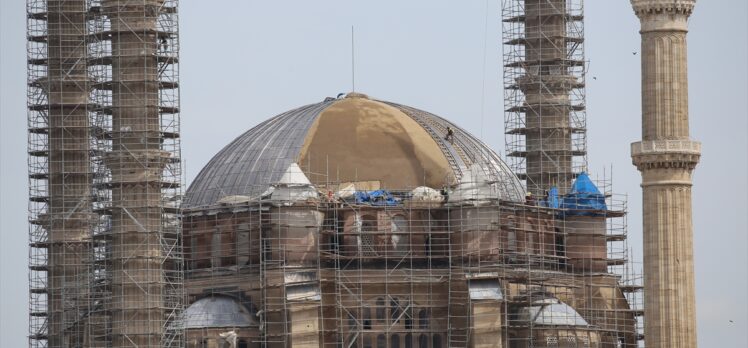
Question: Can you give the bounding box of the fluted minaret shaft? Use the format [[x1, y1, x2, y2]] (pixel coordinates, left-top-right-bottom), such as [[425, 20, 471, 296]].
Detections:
[[630, 1, 700, 347]]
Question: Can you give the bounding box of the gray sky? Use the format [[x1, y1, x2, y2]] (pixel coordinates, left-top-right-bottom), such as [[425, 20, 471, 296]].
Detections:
[[2, 1, 746, 346]]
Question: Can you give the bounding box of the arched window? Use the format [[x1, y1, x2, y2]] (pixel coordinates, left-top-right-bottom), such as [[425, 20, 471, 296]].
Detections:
[[376, 297, 385, 322], [211, 232, 222, 267], [363, 307, 372, 330], [404, 307, 413, 329], [238, 339, 248, 348], [391, 334, 401, 348], [432, 334, 441, 348], [418, 334, 428, 348], [391, 298, 401, 323], [377, 334, 386, 348], [404, 334, 413, 348], [363, 336, 372, 348], [359, 215, 378, 256], [391, 215, 408, 255], [361, 215, 377, 232], [418, 309, 429, 329], [392, 215, 408, 232]]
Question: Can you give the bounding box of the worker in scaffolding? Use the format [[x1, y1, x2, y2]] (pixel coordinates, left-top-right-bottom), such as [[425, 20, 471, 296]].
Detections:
[[525, 191, 535, 205], [159, 36, 168, 53], [440, 185, 450, 202], [445, 126, 455, 144]]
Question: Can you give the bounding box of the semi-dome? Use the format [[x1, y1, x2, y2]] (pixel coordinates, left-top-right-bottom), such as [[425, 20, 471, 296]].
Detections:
[[182, 296, 259, 329], [185, 93, 524, 207], [516, 298, 590, 327]]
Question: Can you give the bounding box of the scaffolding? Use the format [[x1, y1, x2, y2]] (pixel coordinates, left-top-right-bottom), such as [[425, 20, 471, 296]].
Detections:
[[27, 0, 183, 347], [88, 0, 184, 346], [502, 0, 588, 195], [180, 165, 644, 348], [27, 1, 94, 347]]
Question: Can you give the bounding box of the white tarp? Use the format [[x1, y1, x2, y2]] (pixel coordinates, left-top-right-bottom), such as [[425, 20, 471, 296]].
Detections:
[[517, 298, 590, 326], [410, 186, 444, 202], [448, 163, 499, 204], [216, 195, 251, 205], [335, 183, 357, 200], [468, 278, 504, 300], [219, 330, 238, 348]]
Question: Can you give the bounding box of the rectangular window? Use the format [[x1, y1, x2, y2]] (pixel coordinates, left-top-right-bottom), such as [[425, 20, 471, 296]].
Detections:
[[508, 231, 517, 252], [189, 235, 197, 270], [211, 231, 222, 267], [237, 223, 250, 266]]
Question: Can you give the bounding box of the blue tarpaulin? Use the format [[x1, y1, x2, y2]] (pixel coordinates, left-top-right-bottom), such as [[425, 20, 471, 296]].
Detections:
[[353, 190, 400, 206], [561, 172, 607, 215], [542, 186, 560, 209]]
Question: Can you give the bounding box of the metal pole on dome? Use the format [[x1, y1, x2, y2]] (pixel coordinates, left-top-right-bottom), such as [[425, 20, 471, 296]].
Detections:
[[351, 25, 356, 93]]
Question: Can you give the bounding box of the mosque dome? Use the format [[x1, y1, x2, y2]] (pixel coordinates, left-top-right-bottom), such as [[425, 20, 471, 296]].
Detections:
[[184, 93, 524, 207]]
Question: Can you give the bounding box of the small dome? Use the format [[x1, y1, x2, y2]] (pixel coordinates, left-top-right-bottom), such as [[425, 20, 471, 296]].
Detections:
[[185, 95, 524, 207], [516, 298, 589, 326], [183, 296, 258, 329]]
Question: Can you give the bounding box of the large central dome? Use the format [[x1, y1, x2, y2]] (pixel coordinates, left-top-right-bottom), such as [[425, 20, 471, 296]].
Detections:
[[184, 93, 524, 207]]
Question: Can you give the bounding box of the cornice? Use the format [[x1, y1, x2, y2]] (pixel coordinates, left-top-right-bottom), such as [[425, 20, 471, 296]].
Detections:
[[631, 0, 696, 17]]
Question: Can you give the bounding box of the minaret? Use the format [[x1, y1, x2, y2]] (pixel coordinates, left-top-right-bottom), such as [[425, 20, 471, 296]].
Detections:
[[27, 1, 91, 346], [630, 1, 701, 346], [503, 0, 588, 195], [89, 0, 184, 346]]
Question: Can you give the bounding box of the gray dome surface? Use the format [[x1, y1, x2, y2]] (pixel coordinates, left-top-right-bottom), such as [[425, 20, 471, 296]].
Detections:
[[185, 95, 524, 208], [183, 296, 258, 329], [185, 101, 331, 208]]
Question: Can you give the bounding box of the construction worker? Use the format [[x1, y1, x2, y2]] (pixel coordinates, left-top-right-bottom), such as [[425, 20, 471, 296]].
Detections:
[[160, 37, 168, 52], [440, 186, 450, 202], [525, 192, 535, 205], [445, 126, 455, 143]]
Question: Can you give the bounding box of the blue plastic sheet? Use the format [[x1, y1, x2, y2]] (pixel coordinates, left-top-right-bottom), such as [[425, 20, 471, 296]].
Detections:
[[561, 172, 607, 215], [353, 190, 400, 206], [541, 186, 560, 209]]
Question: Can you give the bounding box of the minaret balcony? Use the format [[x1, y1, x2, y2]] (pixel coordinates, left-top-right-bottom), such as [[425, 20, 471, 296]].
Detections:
[[631, 140, 701, 171]]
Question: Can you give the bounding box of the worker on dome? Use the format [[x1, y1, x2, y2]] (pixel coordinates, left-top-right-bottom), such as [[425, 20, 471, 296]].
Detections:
[[445, 126, 455, 143]]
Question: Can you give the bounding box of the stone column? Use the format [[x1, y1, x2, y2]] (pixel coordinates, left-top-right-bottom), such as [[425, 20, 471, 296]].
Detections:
[[630, 1, 700, 346]]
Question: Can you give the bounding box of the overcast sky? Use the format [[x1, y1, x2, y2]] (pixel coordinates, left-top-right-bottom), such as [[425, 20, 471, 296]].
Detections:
[[2, 1, 746, 346]]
